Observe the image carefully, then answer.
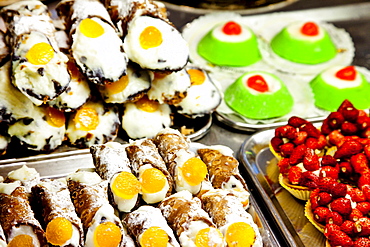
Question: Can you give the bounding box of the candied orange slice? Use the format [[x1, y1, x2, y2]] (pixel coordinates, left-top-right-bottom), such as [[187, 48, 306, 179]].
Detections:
[[46, 217, 73, 246], [187, 69, 206, 86], [225, 222, 256, 247], [139, 226, 168, 247], [79, 18, 104, 38], [46, 107, 66, 128], [105, 75, 129, 94], [180, 157, 208, 186], [135, 96, 159, 113], [26, 42, 54, 65], [140, 26, 163, 49], [111, 171, 141, 199], [74, 107, 99, 131], [195, 227, 224, 247], [93, 221, 122, 247], [8, 234, 34, 247], [141, 168, 167, 194]]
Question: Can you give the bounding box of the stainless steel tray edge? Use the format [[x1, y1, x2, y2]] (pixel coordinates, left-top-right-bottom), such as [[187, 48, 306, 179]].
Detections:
[[238, 129, 304, 247]]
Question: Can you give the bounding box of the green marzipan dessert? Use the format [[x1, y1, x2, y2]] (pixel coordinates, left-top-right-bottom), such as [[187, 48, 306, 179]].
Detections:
[[197, 24, 261, 67], [224, 71, 294, 120], [270, 23, 337, 64]]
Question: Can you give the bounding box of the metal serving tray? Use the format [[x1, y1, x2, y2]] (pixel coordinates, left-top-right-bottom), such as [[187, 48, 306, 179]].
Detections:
[[239, 128, 326, 247], [0, 142, 282, 247]]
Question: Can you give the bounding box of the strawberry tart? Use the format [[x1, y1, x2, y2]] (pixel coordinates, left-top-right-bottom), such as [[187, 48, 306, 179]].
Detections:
[[270, 99, 370, 246]]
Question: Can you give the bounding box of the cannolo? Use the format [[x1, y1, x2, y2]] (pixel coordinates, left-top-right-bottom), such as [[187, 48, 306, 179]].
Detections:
[[201, 189, 263, 247], [0, 224, 6, 247], [1, 0, 70, 106], [32, 178, 84, 247], [147, 69, 190, 105], [196, 145, 250, 208], [159, 190, 225, 247], [104, 0, 189, 72], [56, 0, 128, 85], [0, 181, 47, 247], [67, 170, 135, 247], [123, 205, 180, 247], [154, 128, 208, 195], [65, 99, 120, 148], [90, 142, 141, 212], [125, 138, 173, 204], [121, 95, 172, 139], [5, 165, 41, 193]]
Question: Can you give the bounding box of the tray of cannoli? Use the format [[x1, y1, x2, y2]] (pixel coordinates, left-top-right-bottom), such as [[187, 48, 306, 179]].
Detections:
[[182, 2, 370, 132], [0, 0, 223, 161], [0, 128, 282, 246]]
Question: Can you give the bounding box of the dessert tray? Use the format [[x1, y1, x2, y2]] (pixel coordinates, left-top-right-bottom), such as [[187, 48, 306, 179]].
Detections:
[[183, 2, 370, 132], [0, 139, 282, 247], [239, 128, 326, 246]]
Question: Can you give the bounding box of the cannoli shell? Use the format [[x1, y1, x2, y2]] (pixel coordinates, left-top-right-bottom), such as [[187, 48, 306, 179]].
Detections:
[[126, 139, 174, 196], [67, 179, 109, 230], [153, 129, 190, 172], [32, 179, 84, 245], [0, 186, 47, 246], [90, 144, 132, 181], [159, 195, 215, 237], [197, 148, 248, 190]]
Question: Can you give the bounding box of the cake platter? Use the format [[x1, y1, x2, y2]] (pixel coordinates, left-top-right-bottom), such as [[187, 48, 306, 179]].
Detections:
[[182, 2, 370, 132]]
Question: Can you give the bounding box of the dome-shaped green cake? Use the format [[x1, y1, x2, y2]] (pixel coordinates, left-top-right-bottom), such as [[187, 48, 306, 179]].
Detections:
[[197, 21, 261, 67], [270, 21, 337, 64], [310, 66, 370, 112], [224, 71, 294, 119]]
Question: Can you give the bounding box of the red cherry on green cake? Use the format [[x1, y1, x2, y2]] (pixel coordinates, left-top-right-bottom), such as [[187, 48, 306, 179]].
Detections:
[[222, 21, 242, 35], [301, 22, 319, 36], [335, 66, 357, 81], [246, 75, 269, 92]]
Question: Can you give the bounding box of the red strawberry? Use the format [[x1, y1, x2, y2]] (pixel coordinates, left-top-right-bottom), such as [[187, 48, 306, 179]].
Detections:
[[288, 116, 308, 128], [339, 161, 354, 177], [317, 177, 337, 193], [354, 237, 370, 247], [362, 127, 370, 139], [338, 99, 359, 122], [325, 223, 341, 237], [289, 144, 307, 165], [293, 131, 308, 145], [275, 125, 297, 140], [350, 153, 370, 174], [279, 142, 295, 157], [354, 217, 370, 236], [327, 229, 354, 247], [341, 121, 359, 136], [364, 144, 370, 160], [300, 171, 319, 189], [270, 136, 284, 152], [314, 206, 330, 223], [320, 165, 339, 180], [299, 122, 321, 138], [310, 188, 320, 210], [303, 149, 320, 171], [330, 182, 348, 199], [349, 208, 363, 222], [277, 158, 290, 174], [288, 166, 302, 185], [305, 135, 327, 150], [334, 140, 363, 159], [356, 115, 370, 130], [328, 129, 344, 146], [340, 220, 355, 236], [347, 187, 366, 202], [356, 201, 370, 215], [362, 185, 370, 201], [358, 172, 370, 190], [327, 111, 345, 129], [330, 197, 352, 215], [321, 118, 333, 135], [321, 155, 338, 167], [326, 211, 344, 226], [330, 183, 347, 198], [317, 192, 332, 206]]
